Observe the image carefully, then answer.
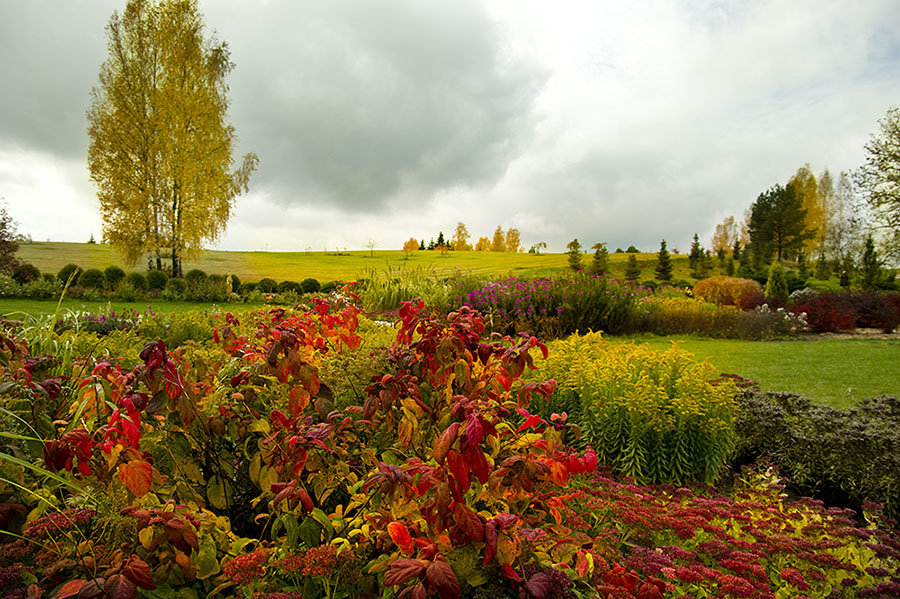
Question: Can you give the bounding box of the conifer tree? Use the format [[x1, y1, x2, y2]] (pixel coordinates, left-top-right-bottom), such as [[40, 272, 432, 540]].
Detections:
[[655, 239, 673, 281], [591, 242, 608, 275], [566, 238, 583, 271], [624, 253, 641, 280], [859, 235, 883, 291]]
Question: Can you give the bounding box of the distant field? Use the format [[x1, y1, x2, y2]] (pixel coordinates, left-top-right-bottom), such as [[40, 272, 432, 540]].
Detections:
[[16, 241, 697, 283]]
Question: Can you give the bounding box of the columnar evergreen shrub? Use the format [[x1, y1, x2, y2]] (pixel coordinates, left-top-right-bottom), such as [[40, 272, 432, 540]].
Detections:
[[227, 273, 241, 294], [765, 261, 788, 302], [529, 332, 738, 484]]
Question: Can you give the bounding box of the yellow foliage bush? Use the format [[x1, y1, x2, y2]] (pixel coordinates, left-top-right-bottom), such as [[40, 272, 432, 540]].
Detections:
[[693, 276, 762, 307], [529, 331, 738, 484]]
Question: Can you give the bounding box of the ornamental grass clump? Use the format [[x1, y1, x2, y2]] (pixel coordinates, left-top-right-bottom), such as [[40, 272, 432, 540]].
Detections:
[[529, 332, 738, 484]]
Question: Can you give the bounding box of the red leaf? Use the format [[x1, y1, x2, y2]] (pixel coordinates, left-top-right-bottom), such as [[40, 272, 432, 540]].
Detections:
[[525, 572, 550, 599], [483, 521, 498, 565], [384, 559, 428, 587], [56, 580, 88, 599], [445, 450, 469, 492], [388, 521, 414, 554], [105, 575, 137, 599], [501, 564, 522, 582], [452, 503, 483, 543], [122, 555, 156, 590], [467, 447, 490, 485], [118, 460, 153, 496], [297, 488, 314, 513], [433, 422, 459, 464], [425, 558, 460, 599], [464, 413, 483, 446]]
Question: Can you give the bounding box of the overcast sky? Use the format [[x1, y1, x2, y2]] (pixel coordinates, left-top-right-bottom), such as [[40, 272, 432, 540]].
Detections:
[[1, 0, 898, 254]]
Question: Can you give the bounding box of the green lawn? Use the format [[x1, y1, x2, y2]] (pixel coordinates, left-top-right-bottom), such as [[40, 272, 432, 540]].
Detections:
[[616, 334, 900, 408], [0, 298, 255, 318], [17, 241, 704, 284]]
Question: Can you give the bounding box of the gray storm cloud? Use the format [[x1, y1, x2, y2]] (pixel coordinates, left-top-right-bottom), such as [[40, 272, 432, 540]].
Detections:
[[216, 0, 547, 211]]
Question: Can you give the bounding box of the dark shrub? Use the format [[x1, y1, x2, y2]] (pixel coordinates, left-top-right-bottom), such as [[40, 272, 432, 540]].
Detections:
[[164, 277, 187, 298], [321, 281, 337, 294], [735, 391, 900, 520], [789, 292, 856, 333], [184, 269, 207, 287], [42, 272, 55, 284], [854, 292, 900, 332], [277, 280, 302, 294], [640, 280, 657, 291], [78, 268, 106, 289], [125, 272, 148, 291], [146, 269, 168, 290], [241, 281, 258, 293], [58, 263, 81, 285], [104, 265, 126, 286], [227, 273, 241, 294], [258, 278, 277, 293], [300, 278, 321, 294], [12, 262, 40, 285]]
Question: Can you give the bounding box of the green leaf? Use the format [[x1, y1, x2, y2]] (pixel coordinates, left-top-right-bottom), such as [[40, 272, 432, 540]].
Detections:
[[280, 513, 300, 551], [195, 532, 220, 580], [299, 515, 323, 548], [206, 475, 232, 510], [249, 419, 270, 435]]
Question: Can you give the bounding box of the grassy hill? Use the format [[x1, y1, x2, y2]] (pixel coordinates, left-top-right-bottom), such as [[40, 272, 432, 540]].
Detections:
[[16, 242, 695, 283]]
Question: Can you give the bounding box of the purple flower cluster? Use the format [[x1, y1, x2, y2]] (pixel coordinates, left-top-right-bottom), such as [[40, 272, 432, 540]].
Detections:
[[447, 274, 653, 337]]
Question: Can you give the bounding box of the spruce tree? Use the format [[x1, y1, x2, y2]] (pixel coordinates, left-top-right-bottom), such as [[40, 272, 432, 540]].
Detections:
[[655, 239, 673, 281], [859, 235, 883, 290], [814, 252, 830, 279], [765, 261, 788, 302], [591, 243, 608, 275], [689, 233, 703, 269], [566, 238, 583, 271], [624, 253, 641, 280]]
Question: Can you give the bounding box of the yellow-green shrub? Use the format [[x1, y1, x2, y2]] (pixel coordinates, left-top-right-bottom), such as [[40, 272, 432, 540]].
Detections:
[[693, 275, 762, 307], [529, 332, 738, 484]]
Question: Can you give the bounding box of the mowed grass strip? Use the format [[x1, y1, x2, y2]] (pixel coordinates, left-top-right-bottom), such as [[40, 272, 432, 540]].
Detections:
[[17, 242, 700, 283], [0, 298, 256, 318], [615, 334, 900, 408]]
